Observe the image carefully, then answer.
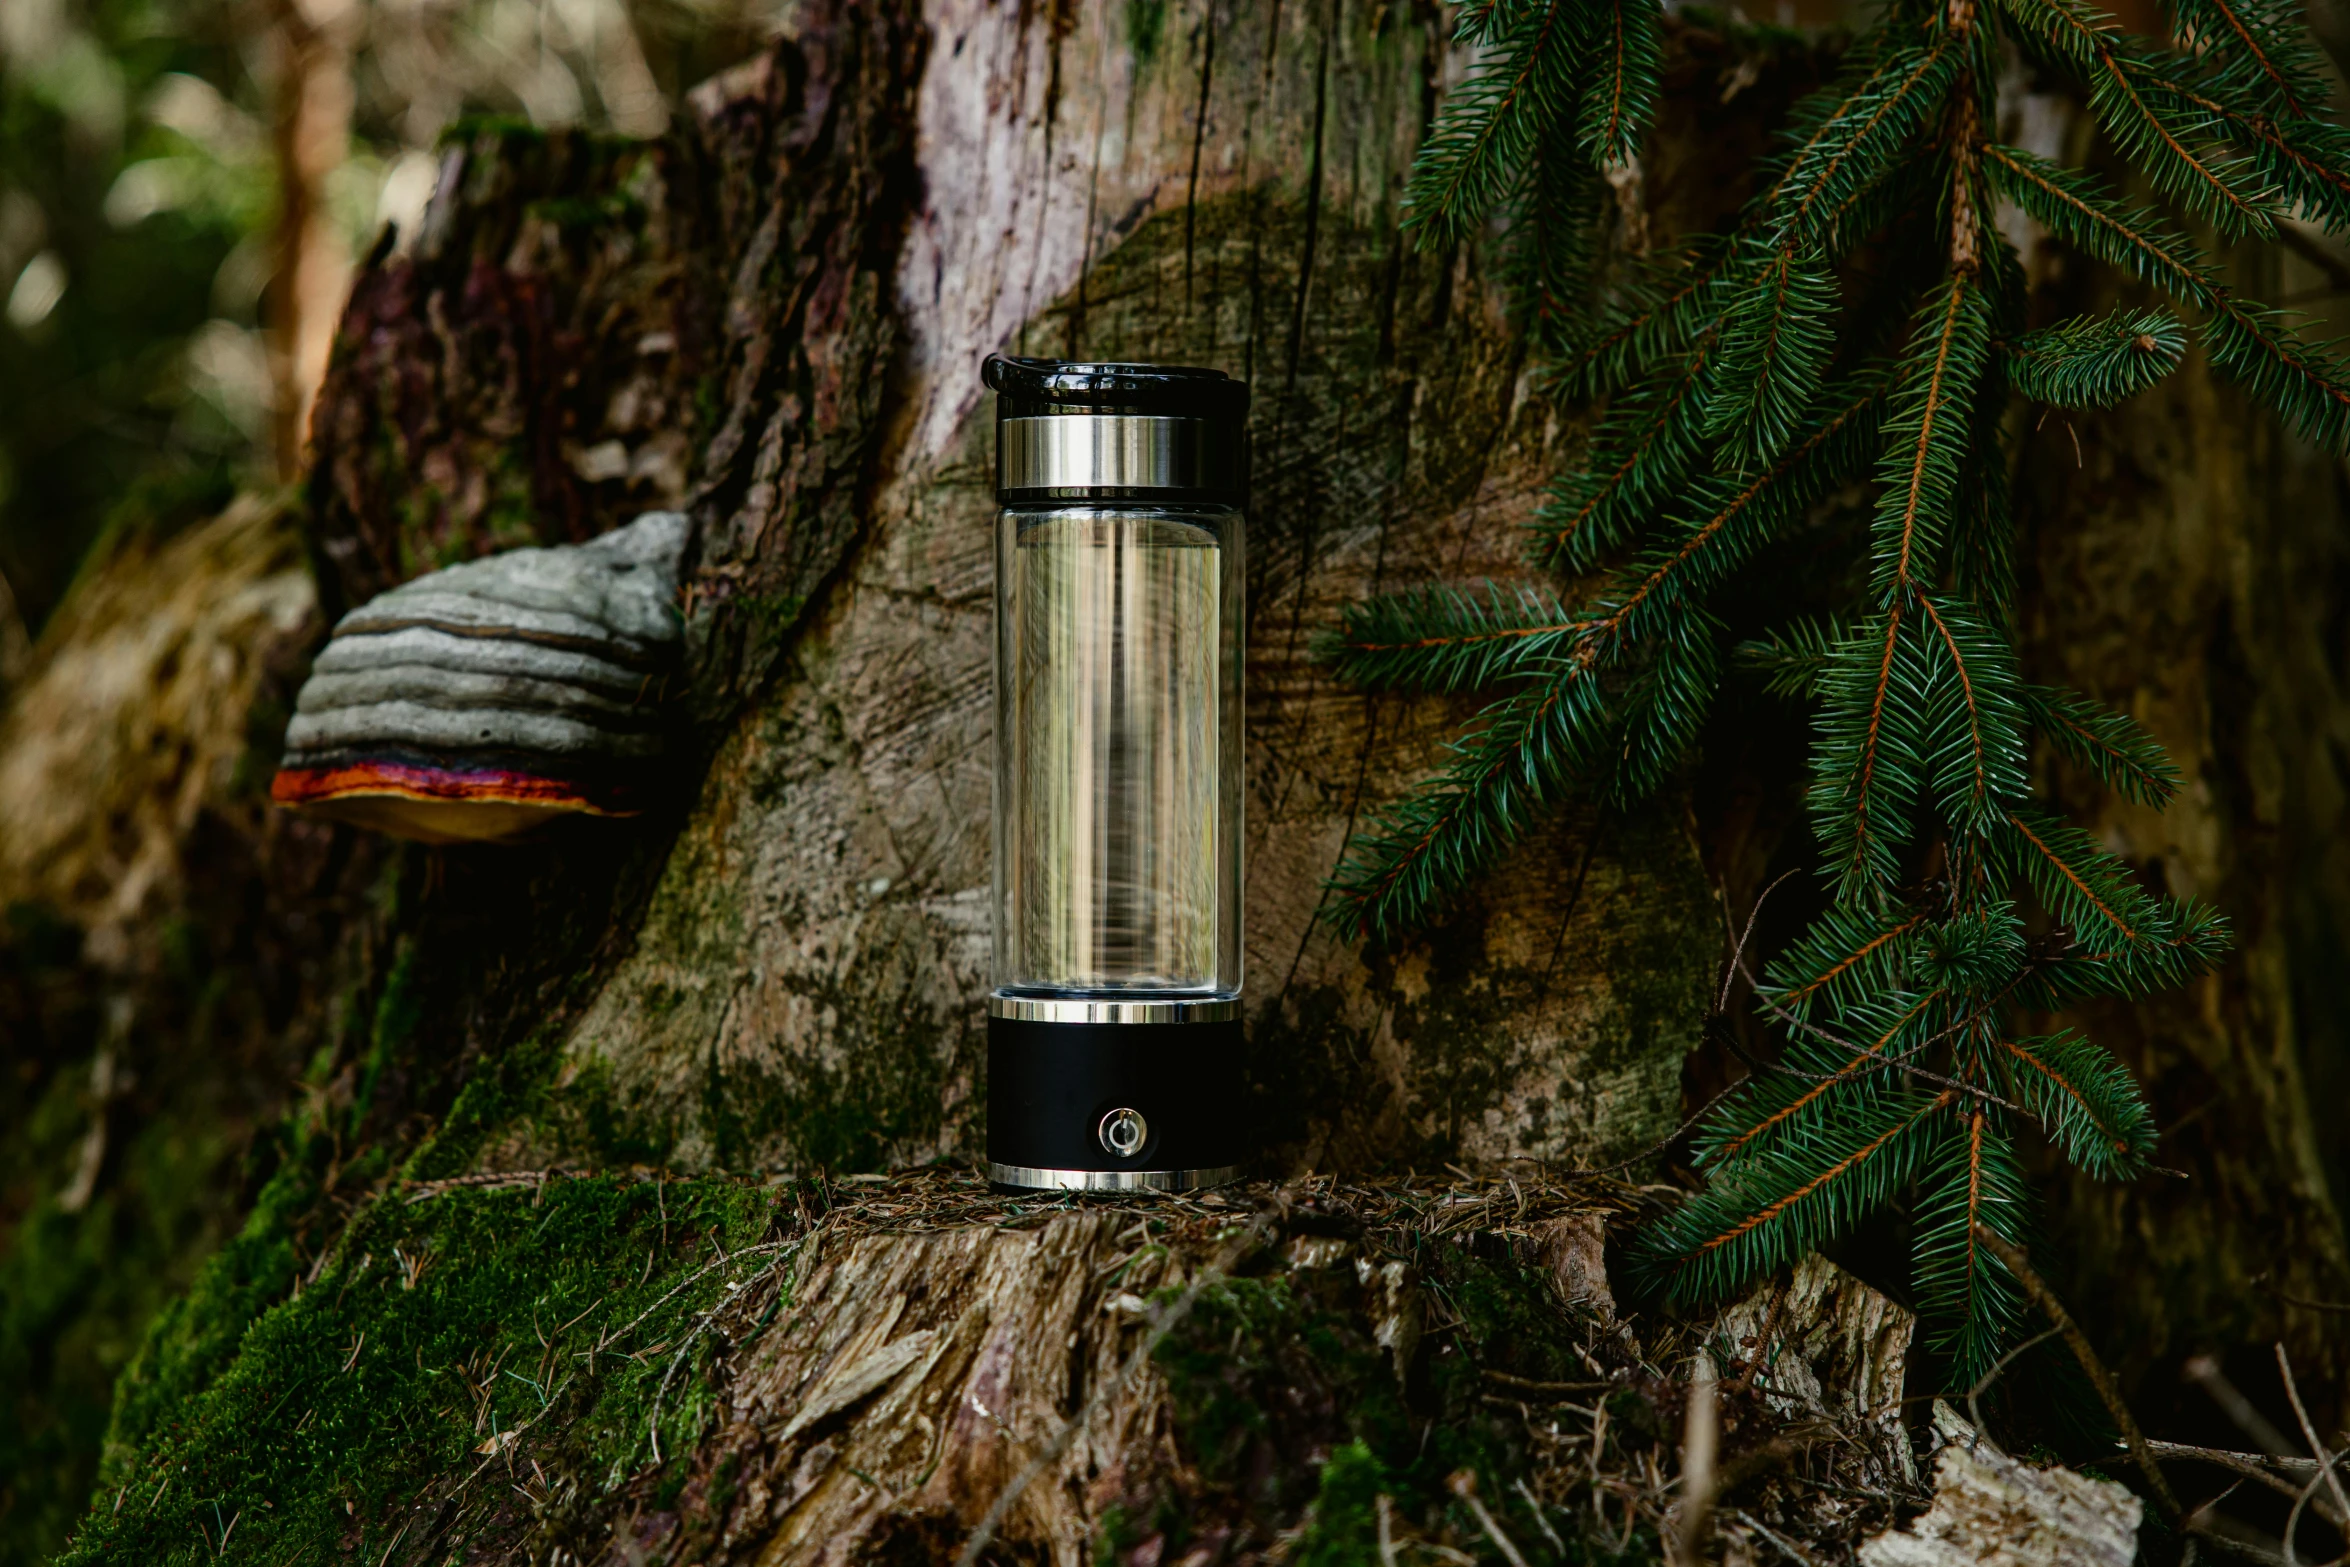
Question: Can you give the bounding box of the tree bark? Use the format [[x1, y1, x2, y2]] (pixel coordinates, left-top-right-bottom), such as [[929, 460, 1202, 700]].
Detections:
[[297, 0, 1732, 1183]]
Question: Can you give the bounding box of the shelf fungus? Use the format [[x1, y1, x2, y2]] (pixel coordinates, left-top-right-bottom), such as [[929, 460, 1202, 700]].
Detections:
[[270, 512, 687, 843]]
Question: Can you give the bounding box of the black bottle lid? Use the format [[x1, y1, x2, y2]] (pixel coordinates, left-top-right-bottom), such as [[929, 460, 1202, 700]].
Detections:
[[984, 356, 1248, 505]]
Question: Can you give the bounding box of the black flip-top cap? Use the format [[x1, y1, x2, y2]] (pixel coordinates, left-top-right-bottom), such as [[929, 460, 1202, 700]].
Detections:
[[984, 356, 1248, 505]]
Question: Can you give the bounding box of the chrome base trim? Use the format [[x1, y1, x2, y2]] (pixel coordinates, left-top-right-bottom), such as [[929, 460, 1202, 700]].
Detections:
[[1000, 415, 1223, 492], [988, 1162, 1243, 1193], [989, 994, 1240, 1025]]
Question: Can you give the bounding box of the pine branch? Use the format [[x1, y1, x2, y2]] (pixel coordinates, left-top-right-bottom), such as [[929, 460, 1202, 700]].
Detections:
[[1340, 0, 2294, 1376], [2201, 297, 2350, 452], [2168, 0, 2329, 119], [1697, 989, 1946, 1165], [1997, 0, 2278, 237], [1537, 346, 1717, 571], [1317, 583, 1590, 693], [2019, 683, 2181, 805], [1736, 615, 1851, 698], [2192, 102, 2350, 232], [1948, 350, 2020, 609], [1996, 1030, 2158, 1180], [1985, 143, 2350, 452], [1583, 375, 1888, 657], [2007, 899, 2231, 1006], [1982, 142, 2212, 306], [1610, 607, 1722, 801], [1555, 247, 1731, 398], [1757, 907, 1926, 1018], [1772, 37, 1964, 250], [1577, 0, 1664, 172], [2004, 308, 2188, 407], [1998, 807, 2168, 951], [1645, 1089, 1957, 1304], [1809, 605, 1932, 898], [1708, 241, 1841, 471], [1324, 671, 1612, 941], [1871, 270, 1993, 599], [1501, 137, 1609, 353], [1914, 1109, 2031, 1383], [1404, 0, 1584, 246], [1916, 594, 2030, 834], [1915, 906, 2028, 998]]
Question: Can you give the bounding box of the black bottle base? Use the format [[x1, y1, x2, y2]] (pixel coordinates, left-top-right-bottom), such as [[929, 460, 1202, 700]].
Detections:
[[986, 1007, 1247, 1192]]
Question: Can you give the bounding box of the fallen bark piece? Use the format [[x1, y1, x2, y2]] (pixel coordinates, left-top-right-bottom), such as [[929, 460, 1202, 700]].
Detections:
[[1530, 1211, 1618, 1322], [1719, 1255, 1916, 1485], [1858, 1402, 2142, 1567], [271, 511, 686, 841]]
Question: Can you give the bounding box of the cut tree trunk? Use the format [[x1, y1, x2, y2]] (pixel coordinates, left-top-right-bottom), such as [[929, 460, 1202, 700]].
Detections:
[[298, 0, 1747, 1182], [2, 0, 2347, 1562]]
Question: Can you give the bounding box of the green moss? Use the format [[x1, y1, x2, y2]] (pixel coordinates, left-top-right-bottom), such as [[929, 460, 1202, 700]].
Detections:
[[66, 1175, 783, 1566], [1126, 0, 1168, 65], [1149, 1241, 1656, 1563], [354, 938, 421, 1130], [567, 1058, 675, 1169], [399, 1027, 571, 1184], [0, 911, 267, 1567], [1290, 1442, 1389, 1565]]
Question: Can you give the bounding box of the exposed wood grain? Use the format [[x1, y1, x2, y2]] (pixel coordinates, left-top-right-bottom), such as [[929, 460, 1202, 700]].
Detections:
[[553, 0, 1722, 1177]]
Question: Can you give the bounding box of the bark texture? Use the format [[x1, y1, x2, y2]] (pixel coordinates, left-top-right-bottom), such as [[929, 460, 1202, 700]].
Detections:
[[300, 0, 1729, 1183]]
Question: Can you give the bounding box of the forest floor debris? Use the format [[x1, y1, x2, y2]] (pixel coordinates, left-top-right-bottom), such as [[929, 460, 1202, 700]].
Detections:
[[68, 1162, 2247, 1567]]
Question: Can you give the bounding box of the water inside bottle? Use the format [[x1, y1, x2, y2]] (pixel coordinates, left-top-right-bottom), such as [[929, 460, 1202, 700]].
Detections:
[[1007, 511, 1222, 991]]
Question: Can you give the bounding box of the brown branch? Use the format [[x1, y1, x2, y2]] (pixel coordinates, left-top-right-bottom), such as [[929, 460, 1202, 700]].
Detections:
[[1847, 604, 1908, 876], [1918, 597, 1988, 811], [1729, 1278, 1792, 1393], [1999, 1039, 2133, 1157], [1895, 283, 1971, 584], [1980, 143, 2209, 299], [2148, 1441, 2347, 1530], [2275, 1345, 2350, 1531], [2001, 810, 2142, 941], [1775, 915, 1924, 1007], [1713, 991, 1940, 1160], [1701, 1092, 1956, 1255], [1970, 1223, 2181, 1520]]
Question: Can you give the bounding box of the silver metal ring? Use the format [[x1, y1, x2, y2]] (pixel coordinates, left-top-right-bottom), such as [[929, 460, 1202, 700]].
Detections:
[[1098, 1107, 1149, 1157], [988, 994, 1240, 1025], [988, 1162, 1244, 1193], [999, 415, 1220, 491]]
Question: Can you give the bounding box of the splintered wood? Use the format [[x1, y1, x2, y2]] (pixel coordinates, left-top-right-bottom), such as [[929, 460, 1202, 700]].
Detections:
[[724, 1213, 1168, 1563], [1859, 1403, 2142, 1567], [563, 1168, 1990, 1567]]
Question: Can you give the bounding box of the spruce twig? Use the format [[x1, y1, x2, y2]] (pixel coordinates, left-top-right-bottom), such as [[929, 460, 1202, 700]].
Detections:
[[1322, 0, 2340, 1380]]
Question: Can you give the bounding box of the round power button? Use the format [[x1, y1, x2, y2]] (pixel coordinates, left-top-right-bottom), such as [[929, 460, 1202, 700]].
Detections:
[[1098, 1107, 1148, 1159]]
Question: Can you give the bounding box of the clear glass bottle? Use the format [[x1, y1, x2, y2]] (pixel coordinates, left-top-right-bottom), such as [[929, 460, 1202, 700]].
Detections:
[[982, 356, 1248, 1190], [994, 499, 1243, 998]]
